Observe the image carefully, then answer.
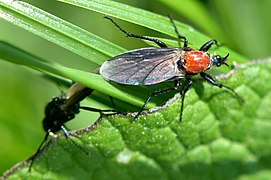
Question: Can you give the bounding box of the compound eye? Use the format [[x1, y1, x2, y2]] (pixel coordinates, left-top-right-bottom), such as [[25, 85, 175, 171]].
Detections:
[[213, 55, 222, 67]]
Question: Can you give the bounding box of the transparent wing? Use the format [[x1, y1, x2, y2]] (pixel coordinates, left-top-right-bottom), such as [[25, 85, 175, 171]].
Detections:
[[63, 83, 93, 111], [100, 47, 185, 85]]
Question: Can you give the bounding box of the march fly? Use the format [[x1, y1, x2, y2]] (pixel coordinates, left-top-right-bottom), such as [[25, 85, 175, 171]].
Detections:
[[100, 16, 243, 121], [29, 82, 115, 172]]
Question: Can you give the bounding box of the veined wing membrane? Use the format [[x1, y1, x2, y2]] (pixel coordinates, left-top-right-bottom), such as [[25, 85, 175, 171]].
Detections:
[[100, 47, 185, 85]]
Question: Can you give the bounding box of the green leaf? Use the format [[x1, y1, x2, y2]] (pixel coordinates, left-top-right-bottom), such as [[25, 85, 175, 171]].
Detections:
[[0, 0, 125, 65], [4, 58, 271, 179]]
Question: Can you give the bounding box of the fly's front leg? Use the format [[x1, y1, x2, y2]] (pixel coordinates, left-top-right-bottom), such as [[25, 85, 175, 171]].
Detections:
[[200, 72, 244, 103]]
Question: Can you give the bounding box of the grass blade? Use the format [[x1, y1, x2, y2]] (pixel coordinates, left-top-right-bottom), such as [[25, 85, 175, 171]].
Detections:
[[0, 0, 125, 65]]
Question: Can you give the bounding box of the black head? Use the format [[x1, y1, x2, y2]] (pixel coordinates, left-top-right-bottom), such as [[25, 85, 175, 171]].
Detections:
[[42, 97, 79, 133], [211, 53, 230, 68]]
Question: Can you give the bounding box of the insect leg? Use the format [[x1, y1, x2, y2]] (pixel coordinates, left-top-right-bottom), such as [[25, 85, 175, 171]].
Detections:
[[168, 15, 188, 48], [63, 124, 71, 131], [60, 126, 89, 156], [80, 106, 116, 113], [199, 40, 218, 52], [109, 96, 116, 109], [179, 78, 193, 122], [29, 130, 50, 172], [200, 72, 244, 103], [104, 16, 167, 48], [80, 106, 117, 116], [134, 80, 181, 119]]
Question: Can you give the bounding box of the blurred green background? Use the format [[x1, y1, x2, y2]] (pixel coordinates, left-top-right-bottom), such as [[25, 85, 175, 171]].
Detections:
[[0, 0, 271, 175]]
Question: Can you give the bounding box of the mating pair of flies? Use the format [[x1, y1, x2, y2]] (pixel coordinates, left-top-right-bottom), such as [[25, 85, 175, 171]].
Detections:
[[29, 16, 243, 171]]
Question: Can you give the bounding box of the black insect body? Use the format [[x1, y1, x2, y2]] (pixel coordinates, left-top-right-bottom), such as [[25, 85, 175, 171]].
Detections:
[[100, 16, 243, 120], [42, 96, 79, 133], [29, 83, 115, 172]]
